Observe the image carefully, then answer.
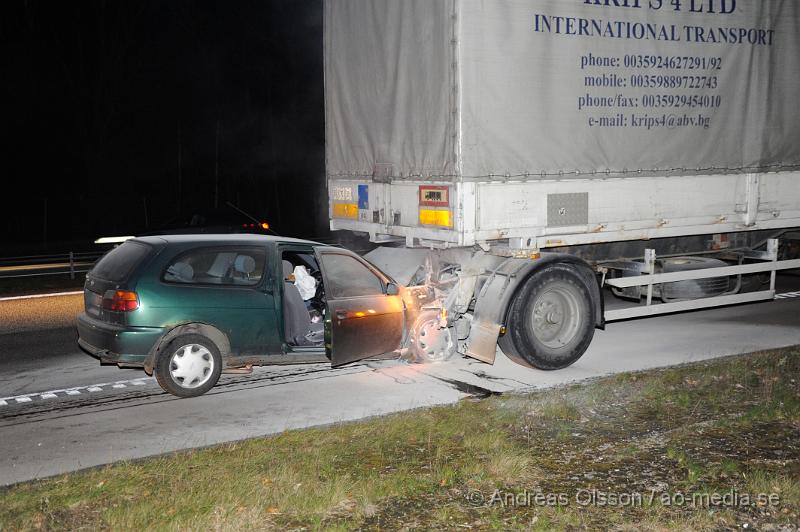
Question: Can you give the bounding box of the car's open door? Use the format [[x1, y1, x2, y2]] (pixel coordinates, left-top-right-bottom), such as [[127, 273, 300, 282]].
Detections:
[[315, 247, 404, 366]]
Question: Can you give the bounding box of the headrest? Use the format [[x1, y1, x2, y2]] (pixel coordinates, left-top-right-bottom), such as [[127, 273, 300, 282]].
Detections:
[[168, 262, 194, 282], [282, 260, 293, 278], [234, 255, 256, 274]]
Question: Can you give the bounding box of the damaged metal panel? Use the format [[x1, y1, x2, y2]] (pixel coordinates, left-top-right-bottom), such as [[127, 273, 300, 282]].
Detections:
[[363, 246, 429, 286]]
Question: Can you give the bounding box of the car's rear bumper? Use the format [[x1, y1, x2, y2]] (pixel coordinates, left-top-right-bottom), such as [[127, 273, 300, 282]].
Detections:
[[77, 312, 164, 367]]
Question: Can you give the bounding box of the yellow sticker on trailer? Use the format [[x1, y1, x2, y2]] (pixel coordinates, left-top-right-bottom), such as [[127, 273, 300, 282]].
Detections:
[[419, 209, 451, 227], [333, 203, 359, 219]]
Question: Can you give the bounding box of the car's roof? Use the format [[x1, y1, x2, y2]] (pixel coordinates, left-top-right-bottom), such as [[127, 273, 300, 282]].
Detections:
[[133, 234, 324, 247]]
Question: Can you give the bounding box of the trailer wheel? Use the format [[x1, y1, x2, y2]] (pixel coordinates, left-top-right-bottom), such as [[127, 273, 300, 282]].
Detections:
[[503, 264, 595, 370]]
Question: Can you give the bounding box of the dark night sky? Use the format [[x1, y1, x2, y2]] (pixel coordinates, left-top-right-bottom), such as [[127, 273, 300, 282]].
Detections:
[[1, 0, 325, 253]]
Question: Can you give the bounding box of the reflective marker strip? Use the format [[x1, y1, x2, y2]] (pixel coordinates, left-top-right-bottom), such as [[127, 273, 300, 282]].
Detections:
[[41, 393, 58, 399], [333, 203, 359, 219], [16, 397, 32, 403], [112, 384, 126, 389], [87, 387, 103, 392], [0, 400, 6, 406], [65, 390, 81, 396], [419, 209, 452, 227]]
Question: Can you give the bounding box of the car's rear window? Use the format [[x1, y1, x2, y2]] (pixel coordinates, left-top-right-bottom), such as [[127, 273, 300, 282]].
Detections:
[[91, 241, 152, 282]]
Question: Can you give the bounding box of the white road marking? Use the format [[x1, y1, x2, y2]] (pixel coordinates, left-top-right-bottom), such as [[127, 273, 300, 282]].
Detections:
[[0, 377, 154, 408], [0, 291, 83, 302], [775, 291, 800, 299]]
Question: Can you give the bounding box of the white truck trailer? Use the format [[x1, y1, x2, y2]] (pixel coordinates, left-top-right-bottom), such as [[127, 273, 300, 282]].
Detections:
[[323, 0, 800, 369]]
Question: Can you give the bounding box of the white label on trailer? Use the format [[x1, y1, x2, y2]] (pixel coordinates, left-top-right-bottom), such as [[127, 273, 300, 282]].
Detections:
[[331, 186, 353, 201]]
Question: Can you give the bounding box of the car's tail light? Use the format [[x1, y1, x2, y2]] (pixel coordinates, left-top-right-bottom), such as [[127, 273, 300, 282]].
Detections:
[[102, 290, 139, 312]]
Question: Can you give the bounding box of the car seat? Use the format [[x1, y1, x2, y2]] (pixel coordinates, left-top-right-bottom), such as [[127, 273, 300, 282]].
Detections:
[[166, 262, 194, 283], [232, 254, 256, 283], [282, 260, 324, 345]]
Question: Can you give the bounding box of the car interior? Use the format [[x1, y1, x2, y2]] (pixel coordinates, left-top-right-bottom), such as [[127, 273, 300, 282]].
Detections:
[[164, 249, 265, 285], [281, 250, 326, 347]]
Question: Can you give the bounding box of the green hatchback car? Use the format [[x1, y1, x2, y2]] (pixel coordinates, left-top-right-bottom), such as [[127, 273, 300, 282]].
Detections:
[[78, 235, 434, 397]]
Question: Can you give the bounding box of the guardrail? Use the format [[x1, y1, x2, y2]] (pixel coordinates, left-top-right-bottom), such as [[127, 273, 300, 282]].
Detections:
[[0, 235, 371, 282], [0, 252, 104, 280]]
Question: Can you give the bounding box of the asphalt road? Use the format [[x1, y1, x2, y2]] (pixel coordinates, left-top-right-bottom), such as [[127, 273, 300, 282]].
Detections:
[[1, 281, 799, 486]]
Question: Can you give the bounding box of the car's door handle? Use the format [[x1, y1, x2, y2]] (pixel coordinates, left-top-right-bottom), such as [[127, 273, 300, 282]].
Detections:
[[335, 311, 347, 320]]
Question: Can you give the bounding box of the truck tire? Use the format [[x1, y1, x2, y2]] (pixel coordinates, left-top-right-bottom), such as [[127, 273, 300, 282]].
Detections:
[[502, 264, 596, 370], [660, 257, 730, 301], [497, 327, 521, 360]]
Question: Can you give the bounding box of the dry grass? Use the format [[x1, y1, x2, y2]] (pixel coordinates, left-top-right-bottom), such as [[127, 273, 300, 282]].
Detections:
[[1, 347, 798, 530]]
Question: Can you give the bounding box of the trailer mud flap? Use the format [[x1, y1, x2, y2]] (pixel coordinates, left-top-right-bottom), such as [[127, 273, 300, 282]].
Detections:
[[465, 320, 501, 363], [464, 257, 533, 364]]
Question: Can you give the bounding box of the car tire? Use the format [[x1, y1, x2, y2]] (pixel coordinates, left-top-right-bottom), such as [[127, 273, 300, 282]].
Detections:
[[409, 310, 456, 363], [503, 264, 596, 370], [155, 334, 222, 398]]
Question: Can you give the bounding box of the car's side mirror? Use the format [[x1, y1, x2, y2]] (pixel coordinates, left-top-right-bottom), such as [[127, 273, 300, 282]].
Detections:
[[386, 282, 399, 296]]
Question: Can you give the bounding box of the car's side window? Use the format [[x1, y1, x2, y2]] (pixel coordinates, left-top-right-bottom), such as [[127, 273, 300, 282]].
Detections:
[[320, 253, 384, 298], [163, 247, 266, 286]]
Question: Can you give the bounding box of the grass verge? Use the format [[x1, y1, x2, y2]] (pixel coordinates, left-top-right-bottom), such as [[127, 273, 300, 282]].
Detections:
[[1, 347, 798, 530]]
